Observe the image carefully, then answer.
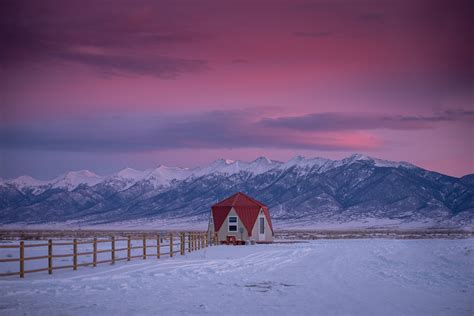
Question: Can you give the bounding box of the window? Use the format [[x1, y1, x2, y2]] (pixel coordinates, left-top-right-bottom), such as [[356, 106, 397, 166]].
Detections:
[[259, 217, 265, 234], [228, 216, 238, 232]]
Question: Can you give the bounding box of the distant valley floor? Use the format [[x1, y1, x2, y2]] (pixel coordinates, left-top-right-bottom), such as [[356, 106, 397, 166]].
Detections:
[[0, 228, 472, 241]]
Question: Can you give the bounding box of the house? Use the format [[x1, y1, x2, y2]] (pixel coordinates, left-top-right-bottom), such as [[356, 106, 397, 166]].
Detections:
[[208, 192, 274, 244]]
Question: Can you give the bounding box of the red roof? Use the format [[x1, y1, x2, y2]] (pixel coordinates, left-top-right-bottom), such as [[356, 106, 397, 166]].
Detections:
[[211, 192, 273, 236]]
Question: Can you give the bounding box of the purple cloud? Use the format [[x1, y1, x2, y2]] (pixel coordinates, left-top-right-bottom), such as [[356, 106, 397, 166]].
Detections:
[[261, 111, 474, 131], [1, 110, 472, 153], [0, 0, 209, 77], [51, 51, 207, 78]]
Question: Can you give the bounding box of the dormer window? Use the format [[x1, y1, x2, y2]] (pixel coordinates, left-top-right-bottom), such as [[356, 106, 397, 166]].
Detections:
[[228, 216, 238, 232]]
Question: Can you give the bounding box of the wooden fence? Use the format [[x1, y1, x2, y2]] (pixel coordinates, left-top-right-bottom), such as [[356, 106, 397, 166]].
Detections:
[[0, 232, 217, 278]]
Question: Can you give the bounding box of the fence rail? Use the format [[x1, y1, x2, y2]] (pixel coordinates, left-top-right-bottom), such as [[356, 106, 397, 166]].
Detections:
[[0, 231, 218, 278]]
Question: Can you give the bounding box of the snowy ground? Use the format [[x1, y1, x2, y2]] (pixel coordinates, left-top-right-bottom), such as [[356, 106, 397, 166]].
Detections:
[[0, 239, 473, 315]]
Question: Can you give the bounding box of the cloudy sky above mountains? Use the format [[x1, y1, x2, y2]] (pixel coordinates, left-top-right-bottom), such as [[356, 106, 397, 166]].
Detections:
[[1, 0, 472, 179]]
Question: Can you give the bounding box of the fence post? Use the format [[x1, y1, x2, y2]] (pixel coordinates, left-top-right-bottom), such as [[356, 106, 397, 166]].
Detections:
[[111, 236, 115, 265], [170, 233, 173, 257], [157, 234, 160, 259], [48, 239, 53, 274], [180, 233, 184, 255], [93, 238, 97, 267], [73, 239, 78, 270], [127, 236, 131, 261], [19, 241, 24, 278], [182, 233, 186, 255], [188, 233, 191, 252], [143, 236, 147, 260]]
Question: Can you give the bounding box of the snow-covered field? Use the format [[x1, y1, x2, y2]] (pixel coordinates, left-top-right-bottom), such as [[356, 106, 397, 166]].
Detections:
[[0, 239, 473, 315]]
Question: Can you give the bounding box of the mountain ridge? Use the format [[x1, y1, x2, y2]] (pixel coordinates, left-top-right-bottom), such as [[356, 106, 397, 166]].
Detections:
[[0, 154, 472, 229], [0, 154, 453, 191]]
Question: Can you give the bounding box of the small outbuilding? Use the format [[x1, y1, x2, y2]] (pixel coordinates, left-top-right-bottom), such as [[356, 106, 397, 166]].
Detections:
[[208, 192, 274, 244]]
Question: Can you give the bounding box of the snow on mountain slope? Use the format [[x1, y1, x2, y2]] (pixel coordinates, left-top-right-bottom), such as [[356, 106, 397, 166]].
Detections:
[[191, 157, 281, 177], [191, 158, 236, 176], [244, 156, 282, 174], [106, 165, 193, 190], [102, 167, 153, 191], [340, 153, 416, 169], [8, 175, 48, 188], [2, 154, 415, 192], [1, 154, 472, 228], [145, 165, 192, 188], [4, 176, 50, 195], [51, 170, 104, 191], [116, 167, 150, 181], [278, 155, 330, 171], [273, 154, 415, 175]]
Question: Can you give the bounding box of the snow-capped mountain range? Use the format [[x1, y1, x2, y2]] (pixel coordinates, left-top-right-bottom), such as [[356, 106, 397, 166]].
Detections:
[[2, 154, 413, 193], [0, 154, 472, 229], [3, 156, 283, 194]]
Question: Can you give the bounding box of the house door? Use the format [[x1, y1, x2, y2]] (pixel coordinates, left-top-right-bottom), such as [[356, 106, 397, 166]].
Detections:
[[258, 216, 265, 241]]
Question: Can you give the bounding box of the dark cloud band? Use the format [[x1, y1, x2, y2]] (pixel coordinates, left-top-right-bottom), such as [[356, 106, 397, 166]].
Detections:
[[1, 110, 471, 153], [261, 110, 474, 132]]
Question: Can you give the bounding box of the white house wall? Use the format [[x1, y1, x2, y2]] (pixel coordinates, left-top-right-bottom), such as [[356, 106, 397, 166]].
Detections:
[[215, 208, 250, 242], [251, 209, 273, 242], [210, 207, 273, 243]]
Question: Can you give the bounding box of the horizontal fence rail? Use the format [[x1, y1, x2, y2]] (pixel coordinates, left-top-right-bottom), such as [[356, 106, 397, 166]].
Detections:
[[0, 231, 217, 278]]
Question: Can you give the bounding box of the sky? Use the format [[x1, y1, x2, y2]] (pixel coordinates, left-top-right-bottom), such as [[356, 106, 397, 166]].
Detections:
[[0, 0, 473, 179]]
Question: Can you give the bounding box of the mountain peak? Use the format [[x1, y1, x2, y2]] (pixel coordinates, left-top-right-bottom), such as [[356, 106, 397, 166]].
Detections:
[[281, 155, 329, 169], [341, 154, 415, 169], [117, 167, 148, 180], [145, 165, 191, 188], [53, 170, 103, 190], [9, 175, 48, 187], [253, 156, 273, 164], [347, 153, 372, 161], [210, 158, 235, 165], [290, 155, 306, 161], [65, 170, 98, 177]]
